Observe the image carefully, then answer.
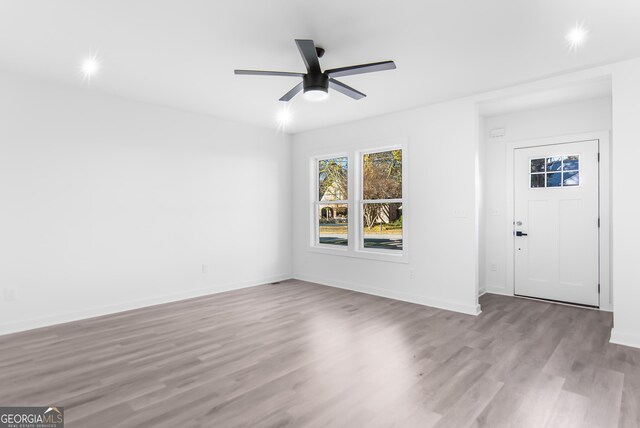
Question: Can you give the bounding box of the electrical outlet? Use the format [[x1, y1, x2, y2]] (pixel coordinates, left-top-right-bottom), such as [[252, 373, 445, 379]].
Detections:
[[409, 268, 416, 280], [3, 289, 16, 302], [202, 264, 209, 274]]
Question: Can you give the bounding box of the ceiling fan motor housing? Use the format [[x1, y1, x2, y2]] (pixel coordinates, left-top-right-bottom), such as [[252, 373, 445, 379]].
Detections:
[[303, 73, 329, 94]]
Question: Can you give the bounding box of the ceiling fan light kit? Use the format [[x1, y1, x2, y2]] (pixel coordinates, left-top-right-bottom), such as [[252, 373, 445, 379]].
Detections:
[[303, 73, 329, 98], [234, 39, 396, 102]]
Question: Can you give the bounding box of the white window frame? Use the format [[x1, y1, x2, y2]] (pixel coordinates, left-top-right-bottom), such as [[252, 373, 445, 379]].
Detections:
[[313, 153, 350, 252], [356, 146, 406, 258], [309, 141, 408, 263]]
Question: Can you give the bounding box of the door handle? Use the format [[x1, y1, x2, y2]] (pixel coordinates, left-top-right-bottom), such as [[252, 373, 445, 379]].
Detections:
[[515, 231, 528, 237]]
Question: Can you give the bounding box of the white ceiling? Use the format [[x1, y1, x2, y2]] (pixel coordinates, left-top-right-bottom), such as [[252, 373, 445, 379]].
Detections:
[[0, 1, 638, 133]]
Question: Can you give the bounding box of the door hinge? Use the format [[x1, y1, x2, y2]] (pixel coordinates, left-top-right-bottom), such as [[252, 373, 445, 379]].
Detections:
[[598, 283, 601, 294], [598, 153, 600, 162], [598, 218, 600, 228]]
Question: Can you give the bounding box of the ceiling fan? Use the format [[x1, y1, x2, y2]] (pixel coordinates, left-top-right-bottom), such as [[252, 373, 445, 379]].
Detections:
[[234, 39, 396, 102]]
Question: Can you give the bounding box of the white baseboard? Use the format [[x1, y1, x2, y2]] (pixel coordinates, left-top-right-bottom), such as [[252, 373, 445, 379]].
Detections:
[[486, 287, 514, 297], [293, 273, 481, 316], [478, 287, 487, 297], [0, 274, 291, 336], [610, 328, 640, 349]]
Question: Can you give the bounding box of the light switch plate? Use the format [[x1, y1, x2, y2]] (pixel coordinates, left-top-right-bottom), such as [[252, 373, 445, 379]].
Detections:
[[452, 209, 468, 218], [3, 289, 16, 302]]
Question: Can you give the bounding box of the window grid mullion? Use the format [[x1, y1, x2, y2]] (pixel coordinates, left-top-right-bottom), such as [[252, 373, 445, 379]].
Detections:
[[360, 199, 403, 204], [315, 200, 349, 205], [529, 155, 580, 188]]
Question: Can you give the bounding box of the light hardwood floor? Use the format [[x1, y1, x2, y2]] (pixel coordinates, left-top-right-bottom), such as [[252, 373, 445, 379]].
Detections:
[[1, 280, 639, 427]]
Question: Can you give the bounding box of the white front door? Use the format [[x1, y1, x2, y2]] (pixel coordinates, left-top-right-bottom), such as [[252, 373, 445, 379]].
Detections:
[[514, 140, 599, 307]]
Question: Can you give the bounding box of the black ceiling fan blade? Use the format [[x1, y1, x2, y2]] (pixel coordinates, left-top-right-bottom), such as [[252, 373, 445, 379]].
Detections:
[[279, 82, 304, 102], [295, 39, 321, 74], [326, 61, 396, 78], [329, 78, 366, 100], [234, 70, 304, 77]]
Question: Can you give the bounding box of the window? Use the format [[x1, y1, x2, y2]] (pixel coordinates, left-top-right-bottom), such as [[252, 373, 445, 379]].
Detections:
[[316, 156, 348, 247], [361, 149, 403, 251], [530, 155, 579, 188], [312, 144, 407, 261]]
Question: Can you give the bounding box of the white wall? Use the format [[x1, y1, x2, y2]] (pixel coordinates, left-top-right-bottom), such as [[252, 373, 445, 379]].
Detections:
[[292, 100, 481, 315], [610, 58, 640, 348], [0, 70, 292, 334], [480, 97, 612, 296], [3, 57, 640, 349]]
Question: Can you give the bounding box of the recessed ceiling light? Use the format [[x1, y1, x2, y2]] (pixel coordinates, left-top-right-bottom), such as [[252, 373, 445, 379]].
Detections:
[[79, 52, 100, 83], [566, 24, 588, 51], [276, 104, 292, 131]]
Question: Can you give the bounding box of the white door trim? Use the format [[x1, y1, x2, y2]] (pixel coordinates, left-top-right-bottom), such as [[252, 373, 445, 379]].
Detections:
[[504, 131, 611, 311]]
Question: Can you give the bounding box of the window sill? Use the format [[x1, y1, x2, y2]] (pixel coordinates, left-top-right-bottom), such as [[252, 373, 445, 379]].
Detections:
[[307, 245, 408, 263]]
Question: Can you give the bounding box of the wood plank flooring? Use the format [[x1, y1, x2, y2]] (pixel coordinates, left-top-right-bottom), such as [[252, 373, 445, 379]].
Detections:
[[1, 279, 639, 427]]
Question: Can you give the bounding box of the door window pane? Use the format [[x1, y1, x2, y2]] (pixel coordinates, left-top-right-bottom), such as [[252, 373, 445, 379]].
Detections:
[[531, 174, 545, 188], [563, 155, 579, 171], [563, 171, 579, 186], [318, 157, 348, 201], [363, 202, 402, 250], [363, 150, 402, 200], [547, 172, 562, 187], [530, 158, 545, 173], [318, 204, 348, 246], [546, 157, 562, 171]]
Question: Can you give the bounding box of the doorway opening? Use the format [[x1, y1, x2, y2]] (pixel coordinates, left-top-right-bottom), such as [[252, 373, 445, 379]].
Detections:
[[477, 76, 612, 311]]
